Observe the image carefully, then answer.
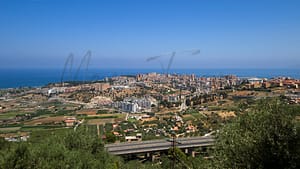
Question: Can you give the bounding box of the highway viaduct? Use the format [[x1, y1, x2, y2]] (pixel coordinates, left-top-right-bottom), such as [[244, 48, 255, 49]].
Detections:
[[105, 136, 214, 160]]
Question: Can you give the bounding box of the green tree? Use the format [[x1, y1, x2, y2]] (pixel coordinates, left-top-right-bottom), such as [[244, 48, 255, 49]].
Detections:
[[213, 98, 300, 169], [1, 127, 121, 169], [188, 155, 213, 169], [4, 143, 32, 169], [161, 147, 191, 169], [106, 132, 117, 143]]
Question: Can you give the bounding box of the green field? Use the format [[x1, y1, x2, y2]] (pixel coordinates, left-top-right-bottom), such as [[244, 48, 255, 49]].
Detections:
[[0, 127, 21, 133], [0, 111, 30, 120]]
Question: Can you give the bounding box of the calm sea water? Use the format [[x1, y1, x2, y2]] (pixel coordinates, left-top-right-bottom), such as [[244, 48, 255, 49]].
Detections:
[[0, 68, 299, 89]]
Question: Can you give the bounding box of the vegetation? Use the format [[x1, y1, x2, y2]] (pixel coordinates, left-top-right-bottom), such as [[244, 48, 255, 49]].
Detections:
[[213, 98, 300, 169], [97, 109, 109, 114], [0, 127, 122, 169], [1, 98, 299, 169], [85, 115, 118, 119]]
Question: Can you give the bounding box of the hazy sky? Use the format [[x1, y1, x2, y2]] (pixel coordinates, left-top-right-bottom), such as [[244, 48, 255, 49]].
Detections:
[[0, 0, 300, 69]]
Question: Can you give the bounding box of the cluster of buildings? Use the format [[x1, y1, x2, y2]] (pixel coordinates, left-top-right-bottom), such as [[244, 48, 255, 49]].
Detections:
[[242, 77, 300, 89], [87, 96, 113, 108], [0, 133, 30, 142], [112, 96, 157, 113], [136, 73, 241, 93], [47, 82, 111, 96], [31, 73, 300, 115], [269, 77, 300, 89]]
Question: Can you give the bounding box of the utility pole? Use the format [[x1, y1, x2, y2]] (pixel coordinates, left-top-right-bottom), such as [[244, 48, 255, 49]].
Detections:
[[167, 132, 191, 169], [172, 133, 176, 169], [166, 132, 180, 169]]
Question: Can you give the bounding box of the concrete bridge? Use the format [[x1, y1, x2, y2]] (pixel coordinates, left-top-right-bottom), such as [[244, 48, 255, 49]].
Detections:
[[105, 136, 214, 156]]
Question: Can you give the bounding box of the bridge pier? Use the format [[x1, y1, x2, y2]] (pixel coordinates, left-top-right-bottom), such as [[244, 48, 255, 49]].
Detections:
[[145, 152, 157, 162], [192, 151, 196, 157], [151, 154, 155, 162], [185, 148, 188, 154]]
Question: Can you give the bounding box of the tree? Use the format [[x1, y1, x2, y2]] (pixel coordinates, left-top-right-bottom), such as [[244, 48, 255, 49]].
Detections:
[[213, 98, 300, 169], [121, 160, 161, 169], [0, 127, 121, 169], [4, 143, 32, 169], [188, 155, 213, 169], [161, 147, 190, 169], [105, 132, 117, 143]]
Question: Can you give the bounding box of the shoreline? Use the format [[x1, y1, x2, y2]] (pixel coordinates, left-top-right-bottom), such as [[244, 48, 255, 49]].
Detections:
[[1, 68, 300, 89]]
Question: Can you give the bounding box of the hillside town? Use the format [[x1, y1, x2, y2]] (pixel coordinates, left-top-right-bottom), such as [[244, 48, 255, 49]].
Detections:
[[1, 73, 300, 142]]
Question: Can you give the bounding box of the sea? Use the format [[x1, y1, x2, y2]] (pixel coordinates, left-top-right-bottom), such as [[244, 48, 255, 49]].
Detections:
[[0, 68, 299, 89]]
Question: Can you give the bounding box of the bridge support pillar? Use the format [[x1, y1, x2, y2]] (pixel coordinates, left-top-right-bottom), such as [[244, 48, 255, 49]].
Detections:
[[151, 154, 155, 162], [146, 153, 150, 158], [192, 151, 196, 157], [185, 148, 188, 154]]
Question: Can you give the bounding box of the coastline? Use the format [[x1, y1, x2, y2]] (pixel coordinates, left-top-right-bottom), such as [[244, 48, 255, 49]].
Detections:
[[0, 68, 299, 89]]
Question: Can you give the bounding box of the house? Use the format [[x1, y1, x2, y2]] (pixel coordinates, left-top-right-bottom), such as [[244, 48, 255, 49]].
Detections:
[[113, 132, 122, 137], [262, 82, 271, 88], [64, 117, 76, 127], [168, 95, 179, 103], [125, 136, 139, 142], [248, 78, 263, 84], [125, 133, 142, 142]]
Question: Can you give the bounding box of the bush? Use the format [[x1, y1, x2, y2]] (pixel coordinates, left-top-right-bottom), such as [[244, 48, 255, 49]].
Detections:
[[213, 98, 300, 169]]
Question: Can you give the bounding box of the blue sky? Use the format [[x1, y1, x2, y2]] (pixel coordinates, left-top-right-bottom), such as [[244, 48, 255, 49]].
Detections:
[[0, 0, 300, 69]]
